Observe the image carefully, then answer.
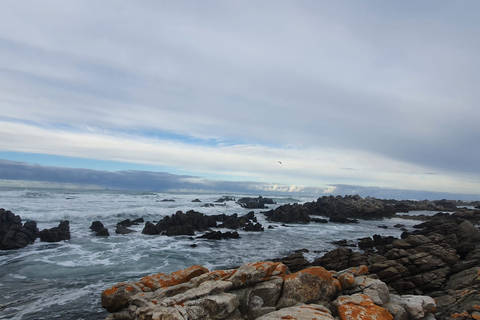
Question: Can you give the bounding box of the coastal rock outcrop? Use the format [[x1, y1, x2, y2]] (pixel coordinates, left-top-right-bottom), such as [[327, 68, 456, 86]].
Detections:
[[90, 221, 109, 236], [236, 196, 275, 209], [39, 220, 70, 242], [101, 261, 437, 320], [0, 208, 38, 250], [142, 210, 216, 236]]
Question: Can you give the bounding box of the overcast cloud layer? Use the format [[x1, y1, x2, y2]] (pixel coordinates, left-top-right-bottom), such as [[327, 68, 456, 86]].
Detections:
[[0, 1, 479, 197]]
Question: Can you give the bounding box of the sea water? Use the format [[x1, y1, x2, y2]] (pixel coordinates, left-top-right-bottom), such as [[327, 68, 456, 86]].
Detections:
[[0, 188, 421, 320]]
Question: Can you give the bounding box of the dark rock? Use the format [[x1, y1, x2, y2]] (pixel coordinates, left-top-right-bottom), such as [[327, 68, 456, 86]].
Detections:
[[312, 247, 367, 270], [142, 210, 217, 236], [358, 237, 375, 250], [117, 219, 142, 227], [331, 239, 357, 247], [214, 196, 235, 203], [329, 216, 358, 223], [96, 228, 110, 237], [39, 221, 70, 242], [201, 203, 214, 208], [132, 218, 144, 224], [243, 222, 264, 232], [378, 225, 388, 229], [236, 196, 275, 209], [393, 224, 406, 228], [142, 221, 158, 235], [273, 250, 311, 273], [191, 199, 201, 202], [310, 217, 328, 223], [115, 225, 135, 235], [90, 221, 105, 232], [264, 203, 310, 223], [164, 225, 194, 237], [161, 199, 175, 202], [197, 231, 240, 240], [0, 209, 38, 250]]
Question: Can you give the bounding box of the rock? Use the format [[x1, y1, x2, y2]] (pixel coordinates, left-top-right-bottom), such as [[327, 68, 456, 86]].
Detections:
[[0, 209, 38, 250], [330, 216, 359, 223], [273, 250, 311, 273], [90, 221, 109, 236], [276, 266, 339, 309], [39, 220, 70, 242], [191, 199, 201, 202], [388, 294, 435, 320], [115, 225, 135, 235], [142, 221, 158, 235], [264, 203, 311, 223], [101, 282, 143, 312], [313, 247, 367, 271], [161, 199, 175, 202], [236, 196, 275, 209], [197, 231, 240, 240], [143, 210, 217, 236], [229, 261, 287, 289], [243, 222, 264, 232], [352, 276, 390, 305], [214, 196, 235, 203], [96, 228, 110, 237], [257, 304, 334, 320], [90, 221, 105, 232], [138, 265, 209, 291], [334, 294, 393, 320]]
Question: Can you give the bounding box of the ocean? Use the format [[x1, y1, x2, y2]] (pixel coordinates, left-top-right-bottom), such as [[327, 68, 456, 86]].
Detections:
[[0, 188, 421, 320]]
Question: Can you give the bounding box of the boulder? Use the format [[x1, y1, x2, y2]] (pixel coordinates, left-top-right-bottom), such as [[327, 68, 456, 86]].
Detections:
[[197, 231, 240, 240], [39, 220, 70, 242], [276, 266, 339, 309], [334, 294, 393, 320], [388, 294, 435, 320], [115, 225, 135, 235], [0, 209, 38, 250]]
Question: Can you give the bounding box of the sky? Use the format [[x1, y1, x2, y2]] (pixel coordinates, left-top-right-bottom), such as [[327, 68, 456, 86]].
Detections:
[[0, 1, 479, 199]]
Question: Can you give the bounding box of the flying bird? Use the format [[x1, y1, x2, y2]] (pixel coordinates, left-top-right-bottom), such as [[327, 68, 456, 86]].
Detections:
[[277, 161, 282, 164]]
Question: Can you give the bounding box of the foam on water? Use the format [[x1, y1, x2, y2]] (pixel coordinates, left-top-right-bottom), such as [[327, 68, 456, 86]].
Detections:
[[0, 188, 419, 319]]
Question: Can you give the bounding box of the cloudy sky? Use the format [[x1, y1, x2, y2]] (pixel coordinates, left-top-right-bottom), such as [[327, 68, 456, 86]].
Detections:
[[0, 1, 479, 198]]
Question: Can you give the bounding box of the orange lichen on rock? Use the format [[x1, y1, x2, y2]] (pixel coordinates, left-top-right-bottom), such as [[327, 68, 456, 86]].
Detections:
[[473, 314, 480, 320], [285, 266, 333, 281], [350, 265, 369, 276], [103, 285, 118, 296], [451, 311, 469, 318], [209, 269, 237, 280], [336, 294, 393, 320], [338, 273, 356, 290], [139, 265, 209, 291], [247, 261, 287, 281]]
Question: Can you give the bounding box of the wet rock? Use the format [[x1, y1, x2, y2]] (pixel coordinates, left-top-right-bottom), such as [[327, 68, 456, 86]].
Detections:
[[0, 209, 38, 250], [142, 210, 217, 236], [115, 225, 135, 234], [236, 196, 275, 209], [197, 231, 240, 240], [264, 203, 311, 223], [191, 199, 201, 202], [330, 215, 359, 223], [90, 221, 109, 236], [39, 220, 70, 242]]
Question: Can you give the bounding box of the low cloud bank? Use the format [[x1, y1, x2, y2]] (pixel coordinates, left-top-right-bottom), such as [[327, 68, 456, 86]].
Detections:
[[0, 159, 478, 200]]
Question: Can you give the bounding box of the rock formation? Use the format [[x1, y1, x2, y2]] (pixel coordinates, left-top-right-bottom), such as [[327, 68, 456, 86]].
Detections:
[[0, 208, 38, 250], [39, 220, 70, 242], [101, 261, 436, 320]]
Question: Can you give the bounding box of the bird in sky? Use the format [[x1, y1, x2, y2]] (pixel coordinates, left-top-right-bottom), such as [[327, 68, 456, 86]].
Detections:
[[277, 161, 282, 164]]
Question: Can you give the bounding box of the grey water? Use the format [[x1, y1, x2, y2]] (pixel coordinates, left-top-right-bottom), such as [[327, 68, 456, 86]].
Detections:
[[0, 188, 421, 319]]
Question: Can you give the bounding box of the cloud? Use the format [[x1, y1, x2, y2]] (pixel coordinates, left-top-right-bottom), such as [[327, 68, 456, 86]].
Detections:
[[0, 1, 479, 196]]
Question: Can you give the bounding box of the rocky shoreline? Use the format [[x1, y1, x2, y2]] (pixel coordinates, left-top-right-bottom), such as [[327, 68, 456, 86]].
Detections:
[[101, 211, 480, 319], [2, 195, 480, 319]]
